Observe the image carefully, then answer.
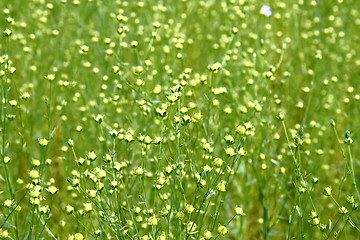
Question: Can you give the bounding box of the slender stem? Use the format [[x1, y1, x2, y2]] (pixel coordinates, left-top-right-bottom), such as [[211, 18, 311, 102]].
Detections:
[[281, 119, 323, 237], [347, 145, 360, 199]]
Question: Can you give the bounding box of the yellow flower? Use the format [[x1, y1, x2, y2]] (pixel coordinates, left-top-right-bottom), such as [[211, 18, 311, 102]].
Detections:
[[186, 221, 197, 233], [225, 147, 235, 156], [65, 205, 74, 215], [45, 73, 55, 81], [133, 66, 144, 75], [3, 28, 12, 36], [83, 203, 92, 213], [323, 187, 332, 196], [29, 169, 40, 179], [185, 204, 195, 213], [203, 230, 212, 239], [217, 225, 228, 235], [74, 233, 84, 240], [216, 180, 226, 192], [134, 167, 144, 175], [148, 216, 158, 226], [235, 206, 246, 215], [213, 158, 223, 167], [0, 228, 9, 238], [3, 199, 13, 208], [47, 185, 58, 195], [38, 138, 49, 147], [87, 152, 97, 161]]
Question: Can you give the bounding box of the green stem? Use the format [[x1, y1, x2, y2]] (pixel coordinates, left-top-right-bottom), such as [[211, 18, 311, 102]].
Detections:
[[347, 145, 360, 200]]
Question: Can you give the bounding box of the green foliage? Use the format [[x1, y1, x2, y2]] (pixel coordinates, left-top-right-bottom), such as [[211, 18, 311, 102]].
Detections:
[[0, 0, 359, 239]]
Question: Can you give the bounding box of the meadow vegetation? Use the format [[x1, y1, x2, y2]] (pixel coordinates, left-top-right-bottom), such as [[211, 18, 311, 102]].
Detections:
[[0, 0, 359, 239]]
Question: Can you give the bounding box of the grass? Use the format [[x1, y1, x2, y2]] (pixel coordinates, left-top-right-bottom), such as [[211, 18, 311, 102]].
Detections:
[[0, 0, 359, 239]]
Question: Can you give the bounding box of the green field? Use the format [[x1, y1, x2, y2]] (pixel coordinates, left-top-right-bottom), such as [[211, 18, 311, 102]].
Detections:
[[0, 0, 360, 239]]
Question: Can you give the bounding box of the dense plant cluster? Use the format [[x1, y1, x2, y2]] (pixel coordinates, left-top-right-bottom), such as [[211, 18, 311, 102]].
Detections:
[[0, 0, 359, 239]]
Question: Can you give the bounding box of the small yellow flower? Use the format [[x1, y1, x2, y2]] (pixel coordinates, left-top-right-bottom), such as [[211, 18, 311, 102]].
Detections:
[[338, 206, 348, 215], [310, 217, 320, 226], [135, 216, 143, 222], [212, 99, 219, 106], [47, 185, 58, 195], [83, 203, 92, 213], [224, 135, 235, 144], [238, 105, 248, 113], [323, 187, 332, 196], [153, 21, 161, 28], [213, 158, 223, 167], [4, 28, 12, 36], [39, 205, 49, 214], [208, 62, 222, 72], [67, 139, 74, 147], [87, 189, 97, 198], [175, 211, 185, 220], [130, 41, 139, 48], [238, 147, 247, 156], [9, 100, 17, 107], [87, 152, 97, 161], [182, 115, 191, 125], [346, 195, 355, 204], [29, 169, 40, 179], [236, 125, 246, 135], [95, 169, 106, 179], [4, 156, 11, 164], [134, 167, 144, 175], [167, 93, 180, 103], [203, 165, 212, 172], [29, 186, 42, 198], [203, 230, 212, 239], [0, 228, 9, 238], [216, 180, 226, 192], [185, 204, 195, 213], [186, 221, 197, 233], [235, 206, 246, 215], [135, 78, 144, 86], [65, 205, 74, 214], [225, 147, 235, 157], [31, 159, 41, 166], [143, 135, 152, 144], [79, 45, 89, 54], [74, 233, 84, 240], [30, 197, 40, 205], [223, 106, 232, 114], [141, 235, 150, 240], [94, 114, 104, 123], [153, 85, 162, 94], [133, 66, 144, 75], [3, 199, 13, 208], [157, 176, 166, 185], [38, 138, 49, 147], [45, 73, 55, 81], [217, 225, 228, 235], [148, 216, 158, 226], [254, 104, 262, 112], [20, 92, 31, 100]]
